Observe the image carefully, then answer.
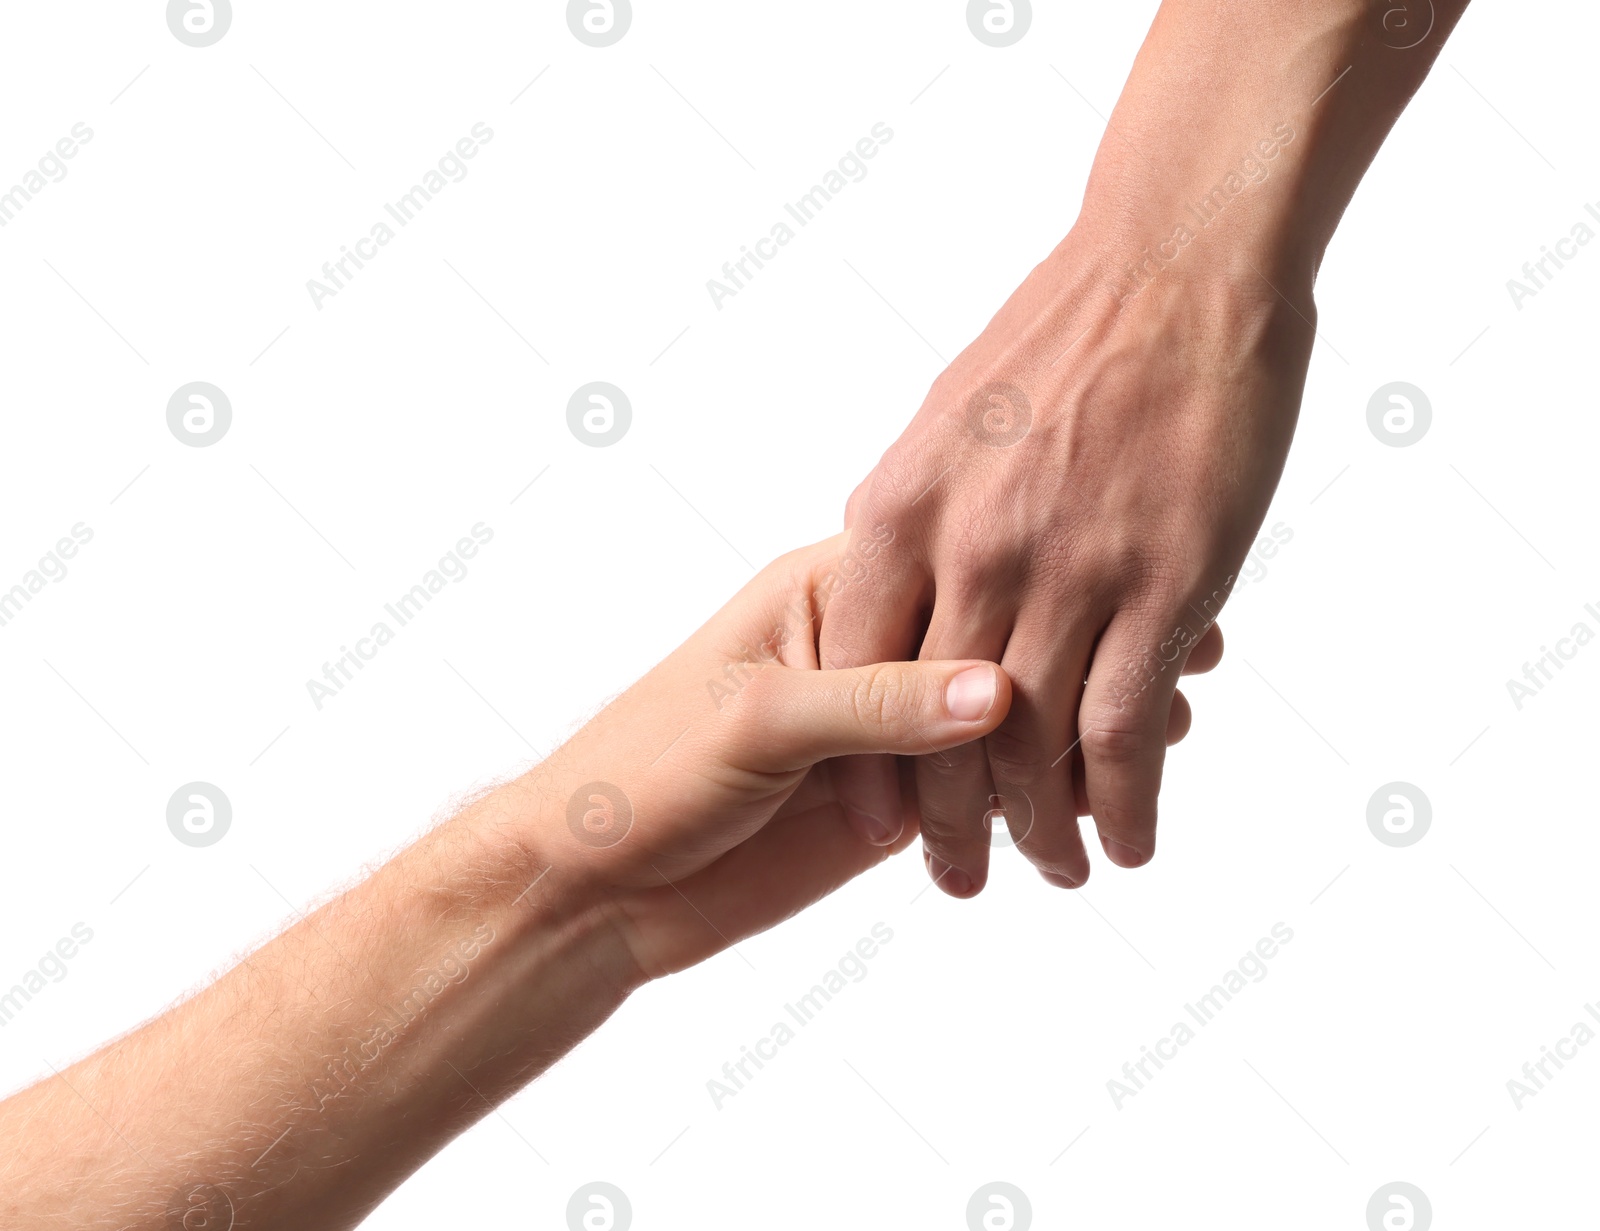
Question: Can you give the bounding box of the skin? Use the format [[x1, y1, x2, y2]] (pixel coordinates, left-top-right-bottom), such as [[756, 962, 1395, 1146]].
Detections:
[[0, 2, 1472, 1221], [0, 535, 1216, 1230], [821, 0, 1473, 895]]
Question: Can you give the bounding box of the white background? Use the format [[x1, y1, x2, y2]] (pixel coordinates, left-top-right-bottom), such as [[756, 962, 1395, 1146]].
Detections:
[[1, 2, 1596, 1228]]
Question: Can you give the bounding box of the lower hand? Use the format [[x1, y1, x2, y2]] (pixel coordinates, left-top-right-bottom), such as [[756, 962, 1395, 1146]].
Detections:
[[506, 533, 1014, 978]]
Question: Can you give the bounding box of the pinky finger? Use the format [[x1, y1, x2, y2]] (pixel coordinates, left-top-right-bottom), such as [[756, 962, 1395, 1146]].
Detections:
[[1182, 623, 1224, 675], [1166, 689, 1192, 746]]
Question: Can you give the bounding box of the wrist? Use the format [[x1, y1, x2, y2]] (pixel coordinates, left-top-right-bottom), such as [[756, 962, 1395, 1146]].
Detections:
[[470, 783, 719, 986], [1073, 133, 1322, 309], [1065, 0, 1473, 303], [450, 779, 650, 998]]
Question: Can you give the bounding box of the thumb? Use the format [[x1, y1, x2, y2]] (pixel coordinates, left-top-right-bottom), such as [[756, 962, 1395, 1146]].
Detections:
[[736, 660, 1011, 772]]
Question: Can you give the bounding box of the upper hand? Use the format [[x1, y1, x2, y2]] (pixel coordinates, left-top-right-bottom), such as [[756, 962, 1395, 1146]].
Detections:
[[820, 230, 1310, 894]]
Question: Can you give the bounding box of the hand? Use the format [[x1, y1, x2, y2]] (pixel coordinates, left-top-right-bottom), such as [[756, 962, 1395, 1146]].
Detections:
[[507, 533, 1015, 978], [820, 231, 1293, 896], [0, 534, 1017, 1230], [813, 0, 1473, 898]]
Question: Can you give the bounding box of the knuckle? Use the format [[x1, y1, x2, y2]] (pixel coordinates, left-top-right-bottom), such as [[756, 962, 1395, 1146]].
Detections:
[[919, 808, 981, 850], [983, 724, 1047, 787], [1120, 562, 1186, 616], [759, 541, 815, 583], [860, 450, 925, 517], [940, 535, 1022, 604], [1080, 720, 1152, 766], [916, 748, 969, 786], [1084, 527, 1187, 607], [914, 764, 988, 846], [848, 665, 902, 735]]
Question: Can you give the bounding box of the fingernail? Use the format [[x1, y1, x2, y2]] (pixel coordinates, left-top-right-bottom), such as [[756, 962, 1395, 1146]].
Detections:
[[1104, 840, 1148, 868], [1041, 870, 1081, 889], [927, 856, 974, 897], [845, 805, 897, 846], [945, 665, 997, 722]]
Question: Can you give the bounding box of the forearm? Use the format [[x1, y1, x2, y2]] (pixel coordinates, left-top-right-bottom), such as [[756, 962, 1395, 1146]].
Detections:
[[1077, 0, 1471, 288], [0, 532, 997, 1226], [921, 1, 1472, 510], [0, 784, 639, 1231]]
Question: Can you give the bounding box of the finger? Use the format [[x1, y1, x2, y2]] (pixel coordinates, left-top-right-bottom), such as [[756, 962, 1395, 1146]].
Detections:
[[990, 617, 1096, 890], [770, 753, 923, 831], [1077, 613, 1187, 869], [1166, 689, 1191, 745], [817, 546, 931, 847], [912, 603, 1009, 898], [1182, 623, 1224, 675], [732, 659, 1011, 773], [619, 800, 913, 978]]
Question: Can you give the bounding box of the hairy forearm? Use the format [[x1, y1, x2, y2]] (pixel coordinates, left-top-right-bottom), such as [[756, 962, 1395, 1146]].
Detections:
[[0, 531, 985, 1227], [0, 784, 638, 1230]]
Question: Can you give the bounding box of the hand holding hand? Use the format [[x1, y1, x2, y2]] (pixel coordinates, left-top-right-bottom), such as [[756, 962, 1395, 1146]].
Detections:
[[505, 534, 1014, 977], [821, 230, 1276, 895]]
